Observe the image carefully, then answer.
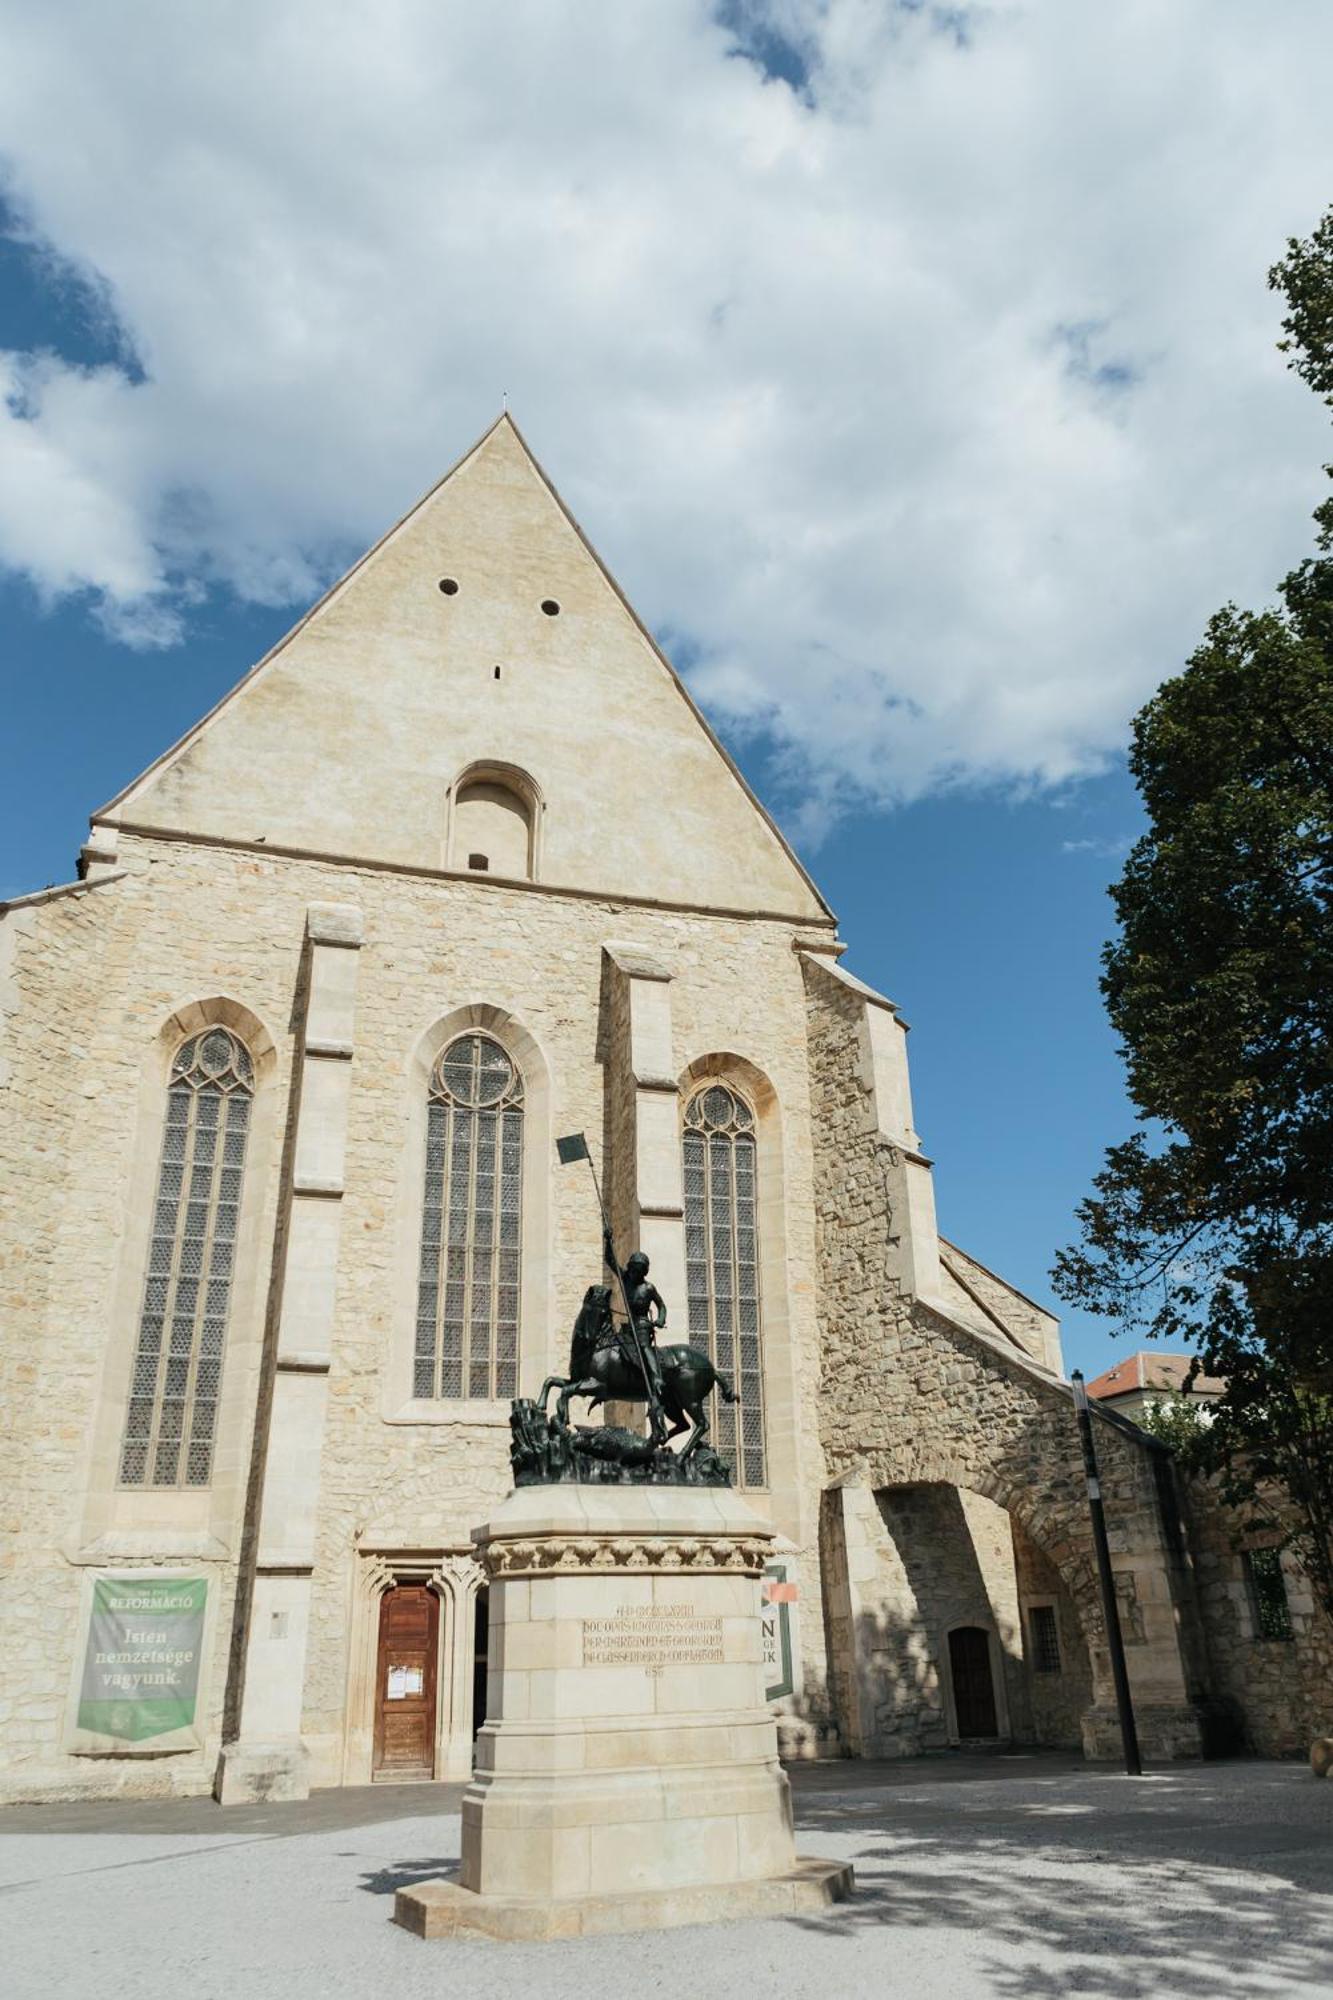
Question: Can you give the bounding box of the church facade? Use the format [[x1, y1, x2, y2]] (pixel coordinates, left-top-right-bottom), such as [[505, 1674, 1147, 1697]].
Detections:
[[0, 418, 1321, 1802]]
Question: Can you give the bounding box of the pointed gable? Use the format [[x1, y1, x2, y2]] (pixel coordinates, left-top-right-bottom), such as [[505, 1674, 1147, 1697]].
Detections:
[[100, 417, 831, 923]]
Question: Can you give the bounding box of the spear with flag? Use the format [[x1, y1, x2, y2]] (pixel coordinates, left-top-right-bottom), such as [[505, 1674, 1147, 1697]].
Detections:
[[556, 1132, 665, 1442]]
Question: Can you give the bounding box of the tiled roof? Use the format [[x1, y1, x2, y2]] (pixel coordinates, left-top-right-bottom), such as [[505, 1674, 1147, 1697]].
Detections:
[[1085, 1351, 1225, 1400]]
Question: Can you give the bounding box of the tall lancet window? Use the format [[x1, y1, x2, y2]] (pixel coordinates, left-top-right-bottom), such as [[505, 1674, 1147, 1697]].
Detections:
[[683, 1082, 767, 1488], [120, 1028, 254, 1487], [415, 1032, 524, 1401]]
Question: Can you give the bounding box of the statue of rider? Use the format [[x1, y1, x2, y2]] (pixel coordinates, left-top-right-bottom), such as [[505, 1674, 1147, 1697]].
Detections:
[[604, 1230, 668, 1443]]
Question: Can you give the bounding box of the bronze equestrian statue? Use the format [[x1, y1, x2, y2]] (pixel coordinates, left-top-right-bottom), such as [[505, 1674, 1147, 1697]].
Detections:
[[539, 1279, 736, 1462], [603, 1230, 669, 1440]]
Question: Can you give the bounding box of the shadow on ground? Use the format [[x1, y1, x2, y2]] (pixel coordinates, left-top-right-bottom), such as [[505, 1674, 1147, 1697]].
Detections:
[[358, 1856, 458, 1896], [785, 1762, 1333, 1999]]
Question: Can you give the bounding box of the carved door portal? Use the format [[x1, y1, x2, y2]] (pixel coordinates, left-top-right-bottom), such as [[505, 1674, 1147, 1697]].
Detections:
[[948, 1624, 999, 1739], [373, 1583, 439, 1779]]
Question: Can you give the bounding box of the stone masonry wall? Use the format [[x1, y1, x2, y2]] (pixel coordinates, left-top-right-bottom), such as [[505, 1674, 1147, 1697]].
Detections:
[[1011, 1519, 1093, 1748], [1182, 1478, 1333, 1757], [802, 957, 1208, 1759], [938, 1240, 1060, 1373], [0, 832, 832, 1797], [873, 1483, 1024, 1751]]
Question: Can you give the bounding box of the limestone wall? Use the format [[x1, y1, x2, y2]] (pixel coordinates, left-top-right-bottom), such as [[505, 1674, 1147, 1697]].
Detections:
[[937, 1240, 1062, 1375], [105, 419, 828, 924], [0, 866, 297, 1798], [1011, 1520, 1093, 1748], [872, 1484, 1024, 1752], [0, 831, 831, 1798], [816, 1479, 1094, 1756], [8, 817, 1317, 1796]]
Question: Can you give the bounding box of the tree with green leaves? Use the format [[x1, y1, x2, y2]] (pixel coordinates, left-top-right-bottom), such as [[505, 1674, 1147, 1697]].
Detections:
[[1053, 208, 1333, 1623], [1139, 1394, 1208, 1455]]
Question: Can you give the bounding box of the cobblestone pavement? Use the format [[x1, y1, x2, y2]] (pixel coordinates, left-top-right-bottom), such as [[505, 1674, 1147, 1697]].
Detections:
[[3, 1754, 1331, 2000]]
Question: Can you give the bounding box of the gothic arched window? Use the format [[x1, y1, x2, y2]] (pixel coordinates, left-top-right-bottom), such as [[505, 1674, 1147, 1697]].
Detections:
[[415, 1032, 524, 1400], [120, 1028, 255, 1487], [683, 1082, 767, 1488]]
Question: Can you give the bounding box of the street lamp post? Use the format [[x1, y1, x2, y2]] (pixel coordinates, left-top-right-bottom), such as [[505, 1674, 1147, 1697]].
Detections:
[[1070, 1369, 1143, 1777]]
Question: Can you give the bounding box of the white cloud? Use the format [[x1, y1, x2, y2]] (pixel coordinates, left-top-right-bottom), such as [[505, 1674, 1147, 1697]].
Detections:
[[1061, 836, 1133, 860], [0, 0, 1331, 822]]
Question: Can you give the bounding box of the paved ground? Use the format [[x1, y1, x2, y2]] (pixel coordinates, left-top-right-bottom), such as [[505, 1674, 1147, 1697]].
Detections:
[[3, 1753, 1331, 1999]]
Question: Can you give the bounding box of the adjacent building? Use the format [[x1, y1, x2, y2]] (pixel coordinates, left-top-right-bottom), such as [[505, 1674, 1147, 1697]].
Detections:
[[1086, 1353, 1224, 1428]]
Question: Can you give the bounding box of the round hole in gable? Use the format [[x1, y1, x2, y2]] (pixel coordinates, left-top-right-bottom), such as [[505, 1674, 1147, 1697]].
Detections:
[[438, 577, 459, 596], [540, 599, 560, 617]]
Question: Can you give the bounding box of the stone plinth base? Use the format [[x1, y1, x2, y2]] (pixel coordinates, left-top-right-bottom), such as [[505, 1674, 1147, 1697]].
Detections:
[[395, 1857, 853, 1941], [214, 1739, 309, 1804], [1081, 1703, 1204, 1763], [397, 1480, 847, 1939]]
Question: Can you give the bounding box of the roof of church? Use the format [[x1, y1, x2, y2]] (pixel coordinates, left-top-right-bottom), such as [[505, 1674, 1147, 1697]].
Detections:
[[94, 414, 834, 927]]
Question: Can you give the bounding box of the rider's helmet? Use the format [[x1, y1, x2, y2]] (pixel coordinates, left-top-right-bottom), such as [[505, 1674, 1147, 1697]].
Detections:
[[625, 1249, 650, 1280]]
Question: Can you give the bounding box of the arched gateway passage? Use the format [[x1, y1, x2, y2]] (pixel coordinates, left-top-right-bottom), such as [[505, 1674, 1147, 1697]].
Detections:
[[820, 1479, 1094, 1755]]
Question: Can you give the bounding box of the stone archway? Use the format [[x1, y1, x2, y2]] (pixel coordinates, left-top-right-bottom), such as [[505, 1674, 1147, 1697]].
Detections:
[[343, 1548, 486, 1785], [816, 1308, 1210, 1764], [820, 1475, 1095, 1756]]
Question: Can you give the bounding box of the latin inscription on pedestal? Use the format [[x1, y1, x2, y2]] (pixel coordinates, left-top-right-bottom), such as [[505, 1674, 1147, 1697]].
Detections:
[[583, 1604, 724, 1676]]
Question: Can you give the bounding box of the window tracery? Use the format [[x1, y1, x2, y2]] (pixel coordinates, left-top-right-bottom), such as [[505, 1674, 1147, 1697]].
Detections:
[[415, 1032, 524, 1401], [119, 1028, 254, 1488], [682, 1082, 767, 1487]]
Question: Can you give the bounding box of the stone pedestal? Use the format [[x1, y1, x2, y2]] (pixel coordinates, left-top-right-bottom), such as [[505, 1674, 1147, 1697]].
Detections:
[[395, 1483, 850, 1941]]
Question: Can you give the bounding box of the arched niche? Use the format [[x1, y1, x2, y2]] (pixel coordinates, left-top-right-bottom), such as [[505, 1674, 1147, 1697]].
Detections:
[[445, 762, 543, 881]]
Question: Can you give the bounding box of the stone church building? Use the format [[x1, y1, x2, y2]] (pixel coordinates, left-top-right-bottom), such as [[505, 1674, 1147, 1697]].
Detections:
[[0, 417, 1321, 1802]]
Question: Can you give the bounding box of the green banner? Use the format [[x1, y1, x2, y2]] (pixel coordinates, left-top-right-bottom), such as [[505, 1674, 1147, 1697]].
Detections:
[[77, 1576, 207, 1742]]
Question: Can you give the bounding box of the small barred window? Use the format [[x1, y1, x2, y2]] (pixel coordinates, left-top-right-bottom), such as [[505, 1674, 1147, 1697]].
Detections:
[[683, 1082, 767, 1488], [120, 1028, 254, 1488], [1029, 1603, 1062, 1674], [415, 1033, 523, 1400], [1245, 1548, 1293, 1641]]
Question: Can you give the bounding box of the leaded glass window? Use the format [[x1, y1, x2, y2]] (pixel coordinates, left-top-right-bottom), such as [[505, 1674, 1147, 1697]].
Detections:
[[683, 1082, 767, 1487], [415, 1033, 523, 1401], [119, 1028, 254, 1488], [1245, 1548, 1293, 1641]]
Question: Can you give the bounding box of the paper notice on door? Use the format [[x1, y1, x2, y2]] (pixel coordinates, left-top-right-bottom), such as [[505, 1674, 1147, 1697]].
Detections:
[[386, 1665, 423, 1700]]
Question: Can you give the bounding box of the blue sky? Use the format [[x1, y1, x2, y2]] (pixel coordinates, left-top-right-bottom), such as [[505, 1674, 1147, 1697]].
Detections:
[[3, 0, 1333, 1380]]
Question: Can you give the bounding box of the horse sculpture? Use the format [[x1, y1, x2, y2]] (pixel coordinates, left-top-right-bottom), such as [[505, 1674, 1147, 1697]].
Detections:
[[539, 1284, 736, 1460]]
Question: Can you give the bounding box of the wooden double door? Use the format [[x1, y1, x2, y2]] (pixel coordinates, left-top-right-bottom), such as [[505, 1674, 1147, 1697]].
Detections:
[[372, 1581, 490, 1780], [373, 1584, 439, 1779]]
